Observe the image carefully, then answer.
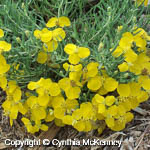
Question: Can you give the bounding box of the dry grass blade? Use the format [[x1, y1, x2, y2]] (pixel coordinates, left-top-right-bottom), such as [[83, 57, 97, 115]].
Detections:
[[0, 143, 9, 150], [133, 107, 150, 116], [33, 123, 61, 150], [134, 124, 150, 150]]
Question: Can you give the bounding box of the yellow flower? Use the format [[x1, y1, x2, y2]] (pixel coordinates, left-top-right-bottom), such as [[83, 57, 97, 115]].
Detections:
[[112, 46, 123, 57], [45, 110, 55, 122], [22, 118, 38, 133], [63, 63, 82, 72], [134, 36, 146, 50], [0, 29, 4, 38], [46, 16, 71, 28], [80, 102, 95, 120], [58, 77, 81, 99], [6, 81, 22, 102], [118, 62, 129, 72], [119, 32, 133, 50], [52, 28, 66, 41], [2, 99, 27, 126], [129, 82, 141, 97], [0, 54, 10, 74], [54, 118, 65, 127], [37, 51, 48, 64], [34, 29, 42, 39], [73, 120, 85, 131], [125, 112, 134, 123], [38, 28, 52, 43], [69, 71, 82, 83], [129, 53, 150, 75], [0, 75, 7, 90], [117, 26, 123, 32], [138, 75, 150, 90], [86, 62, 99, 77], [34, 28, 66, 52], [133, 27, 150, 40], [72, 109, 82, 120], [137, 91, 149, 103], [92, 94, 106, 113], [64, 44, 90, 64], [107, 105, 118, 116], [43, 40, 58, 52], [43, 28, 65, 52], [22, 118, 48, 133], [124, 49, 137, 63]]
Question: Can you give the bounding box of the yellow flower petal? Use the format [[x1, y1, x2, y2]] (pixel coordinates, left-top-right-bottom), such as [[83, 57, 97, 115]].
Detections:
[[0, 75, 7, 90], [69, 53, 80, 64], [0, 29, 4, 38], [43, 40, 58, 52], [58, 78, 71, 91], [0, 41, 11, 51], [52, 28, 66, 41], [124, 49, 137, 63], [37, 51, 48, 64], [13, 88, 22, 102], [87, 76, 102, 91], [98, 104, 106, 113], [74, 120, 85, 131], [34, 29, 41, 39], [41, 30, 52, 43], [54, 107, 65, 119], [86, 62, 99, 77], [78, 47, 90, 58], [49, 82, 61, 96], [104, 77, 118, 92], [58, 16, 71, 27], [45, 113, 55, 122], [118, 62, 129, 72], [117, 84, 131, 97], [37, 95, 50, 106], [62, 115, 73, 125], [46, 17, 58, 28], [105, 117, 115, 127], [64, 43, 77, 55], [65, 86, 81, 99], [112, 46, 123, 57], [105, 96, 116, 106], [40, 124, 48, 131], [32, 107, 46, 121]]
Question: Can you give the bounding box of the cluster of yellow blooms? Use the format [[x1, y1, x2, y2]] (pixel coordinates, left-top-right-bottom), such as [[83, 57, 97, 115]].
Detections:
[[1, 16, 150, 134]]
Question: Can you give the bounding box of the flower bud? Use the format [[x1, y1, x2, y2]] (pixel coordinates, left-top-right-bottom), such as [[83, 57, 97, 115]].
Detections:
[[98, 42, 104, 52], [16, 37, 21, 43], [25, 30, 30, 37]]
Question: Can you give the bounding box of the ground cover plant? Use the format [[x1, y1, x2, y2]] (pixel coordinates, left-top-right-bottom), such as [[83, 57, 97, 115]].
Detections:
[[0, 0, 150, 149]]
